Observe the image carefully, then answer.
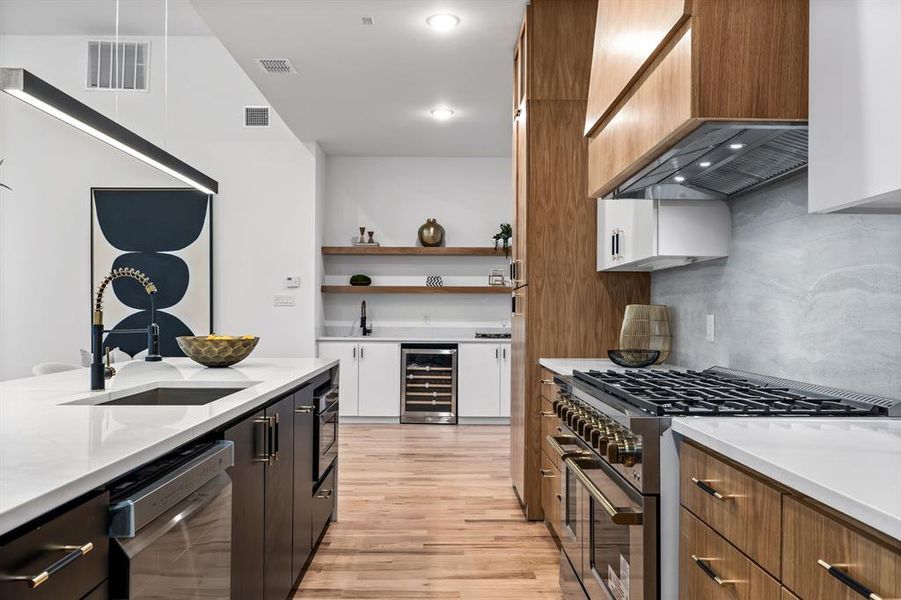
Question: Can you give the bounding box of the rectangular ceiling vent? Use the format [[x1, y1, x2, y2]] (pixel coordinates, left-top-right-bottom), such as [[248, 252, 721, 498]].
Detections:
[[361, 17, 375, 25], [244, 106, 271, 128], [255, 58, 297, 74], [87, 40, 150, 91]]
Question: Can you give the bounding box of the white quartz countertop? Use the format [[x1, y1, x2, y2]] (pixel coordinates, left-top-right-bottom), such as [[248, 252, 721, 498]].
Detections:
[[319, 326, 510, 343], [0, 358, 336, 535], [672, 418, 901, 541], [539, 358, 682, 376]]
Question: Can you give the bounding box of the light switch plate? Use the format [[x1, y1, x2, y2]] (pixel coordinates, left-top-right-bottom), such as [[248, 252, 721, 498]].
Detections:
[[274, 294, 296, 307], [706, 313, 715, 342]]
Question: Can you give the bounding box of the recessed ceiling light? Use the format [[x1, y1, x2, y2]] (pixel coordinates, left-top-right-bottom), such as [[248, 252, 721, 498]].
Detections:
[[430, 107, 455, 121], [699, 161, 712, 168], [426, 14, 460, 31], [729, 143, 746, 150], [674, 175, 686, 183]]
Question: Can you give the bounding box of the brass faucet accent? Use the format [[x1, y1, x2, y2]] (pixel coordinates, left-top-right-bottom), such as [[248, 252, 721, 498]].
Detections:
[[91, 268, 162, 390]]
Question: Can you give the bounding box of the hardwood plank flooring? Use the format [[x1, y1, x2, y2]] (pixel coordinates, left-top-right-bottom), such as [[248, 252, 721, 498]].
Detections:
[[295, 424, 561, 599]]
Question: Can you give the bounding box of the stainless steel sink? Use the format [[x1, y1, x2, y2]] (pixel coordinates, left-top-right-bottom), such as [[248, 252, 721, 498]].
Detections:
[[96, 387, 246, 406]]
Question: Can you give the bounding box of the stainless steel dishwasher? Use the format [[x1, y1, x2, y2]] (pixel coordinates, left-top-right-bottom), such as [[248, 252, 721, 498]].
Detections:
[[107, 439, 234, 599]]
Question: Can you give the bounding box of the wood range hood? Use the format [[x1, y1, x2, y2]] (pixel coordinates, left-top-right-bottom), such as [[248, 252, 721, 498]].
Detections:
[[585, 0, 809, 201]]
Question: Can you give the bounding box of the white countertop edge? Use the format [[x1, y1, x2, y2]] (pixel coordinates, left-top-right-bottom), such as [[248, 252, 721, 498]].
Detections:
[[671, 418, 901, 541], [0, 360, 336, 535], [318, 336, 510, 343]]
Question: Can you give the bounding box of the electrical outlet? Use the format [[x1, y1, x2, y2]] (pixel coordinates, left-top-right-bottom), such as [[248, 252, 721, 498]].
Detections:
[[706, 313, 715, 342], [285, 276, 300, 288], [274, 294, 296, 307]]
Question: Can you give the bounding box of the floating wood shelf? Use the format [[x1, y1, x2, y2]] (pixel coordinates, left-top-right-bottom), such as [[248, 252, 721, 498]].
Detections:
[[322, 246, 508, 257], [321, 285, 512, 295]]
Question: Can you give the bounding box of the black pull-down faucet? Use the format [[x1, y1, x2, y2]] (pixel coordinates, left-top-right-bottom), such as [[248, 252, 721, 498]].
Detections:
[[91, 268, 162, 390], [360, 300, 372, 336]]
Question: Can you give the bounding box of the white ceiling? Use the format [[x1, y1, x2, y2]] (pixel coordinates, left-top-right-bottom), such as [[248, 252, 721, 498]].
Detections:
[[0, 0, 211, 36], [190, 0, 526, 156]]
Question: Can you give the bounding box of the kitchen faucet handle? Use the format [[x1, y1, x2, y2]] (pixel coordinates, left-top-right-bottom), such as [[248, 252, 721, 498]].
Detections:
[[104, 347, 116, 380]]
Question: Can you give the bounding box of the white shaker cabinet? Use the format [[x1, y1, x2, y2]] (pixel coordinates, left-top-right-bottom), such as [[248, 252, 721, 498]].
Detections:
[[597, 198, 730, 272], [458, 343, 512, 418], [317, 341, 400, 417], [317, 341, 359, 417], [356, 342, 400, 417], [809, 0, 901, 213]]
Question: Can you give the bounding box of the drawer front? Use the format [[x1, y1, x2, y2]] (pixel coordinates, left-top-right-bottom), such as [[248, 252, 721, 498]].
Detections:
[[680, 442, 782, 576], [782, 496, 901, 600], [0, 493, 109, 600], [540, 369, 557, 401], [680, 508, 781, 600], [540, 451, 561, 538], [588, 22, 695, 198], [311, 467, 337, 544]]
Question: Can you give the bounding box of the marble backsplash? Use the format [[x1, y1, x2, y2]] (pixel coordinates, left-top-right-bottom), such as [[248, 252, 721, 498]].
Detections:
[[651, 173, 901, 400]]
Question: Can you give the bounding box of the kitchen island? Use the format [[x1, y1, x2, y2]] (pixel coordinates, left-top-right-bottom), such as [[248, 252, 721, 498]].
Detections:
[[0, 357, 335, 535]]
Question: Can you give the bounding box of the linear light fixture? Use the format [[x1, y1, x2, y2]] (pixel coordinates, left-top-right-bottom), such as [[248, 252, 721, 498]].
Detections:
[[0, 68, 218, 194]]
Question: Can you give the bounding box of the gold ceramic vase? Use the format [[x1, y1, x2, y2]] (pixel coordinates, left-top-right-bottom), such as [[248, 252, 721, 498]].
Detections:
[[620, 304, 672, 364], [418, 218, 445, 247]]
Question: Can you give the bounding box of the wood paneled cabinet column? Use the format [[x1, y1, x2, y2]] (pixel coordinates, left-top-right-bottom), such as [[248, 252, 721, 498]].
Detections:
[[509, 0, 650, 521]]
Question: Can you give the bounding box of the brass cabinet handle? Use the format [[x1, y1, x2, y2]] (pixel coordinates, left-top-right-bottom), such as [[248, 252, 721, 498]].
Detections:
[[316, 488, 334, 500], [295, 405, 315, 414], [539, 469, 555, 478], [546, 435, 591, 461], [565, 457, 643, 526], [541, 379, 554, 384], [1, 542, 93, 588], [691, 554, 728, 586], [817, 559, 884, 600], [691, 477, 727, 500], [540, 411, 555, 417]]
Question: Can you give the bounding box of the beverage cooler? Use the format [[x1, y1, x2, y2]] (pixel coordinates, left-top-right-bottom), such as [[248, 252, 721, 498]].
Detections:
[[400, 343, 458, 424]]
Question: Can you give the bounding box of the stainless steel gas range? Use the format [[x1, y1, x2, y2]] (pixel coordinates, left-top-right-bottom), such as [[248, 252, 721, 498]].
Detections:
[[548, 366, 899, 600]]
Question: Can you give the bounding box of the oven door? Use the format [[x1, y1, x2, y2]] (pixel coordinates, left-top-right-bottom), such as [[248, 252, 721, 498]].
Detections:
[[566, 457, 657, 600], [316, 386, 339, 481]]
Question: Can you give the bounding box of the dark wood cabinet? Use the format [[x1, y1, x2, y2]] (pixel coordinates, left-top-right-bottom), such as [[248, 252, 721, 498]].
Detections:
[[292, 386, 315, 578], [224, 408, 267, 600], [264, 394, 296, 600], [311, 466, 337, 543], [0, 492, 109, 600]]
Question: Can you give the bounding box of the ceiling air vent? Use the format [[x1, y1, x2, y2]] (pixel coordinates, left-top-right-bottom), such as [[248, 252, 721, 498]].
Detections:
[[87, 40, 150, 91], [244, 106, 270, 128], [255, 58, 297, 74], [361, 17, 375, 25]]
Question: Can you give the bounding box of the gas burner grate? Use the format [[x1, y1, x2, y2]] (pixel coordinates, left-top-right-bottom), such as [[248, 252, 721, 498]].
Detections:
[[573, 369, 883, 417]]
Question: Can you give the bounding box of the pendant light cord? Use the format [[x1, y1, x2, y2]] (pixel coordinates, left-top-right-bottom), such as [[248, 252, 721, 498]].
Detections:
[[164, 0, 169, 150], [114, 0, 119, 121]]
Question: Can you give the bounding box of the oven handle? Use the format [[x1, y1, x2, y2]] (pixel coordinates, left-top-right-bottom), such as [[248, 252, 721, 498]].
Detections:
[[315, 384, 339, 402], [564, 457, 643, 526], [546, 435, 592, 460]]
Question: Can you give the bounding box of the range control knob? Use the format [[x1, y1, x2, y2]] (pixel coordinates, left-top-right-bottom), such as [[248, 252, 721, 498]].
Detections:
[[607, 437, 642, 467], [592, 429, 609, 453]]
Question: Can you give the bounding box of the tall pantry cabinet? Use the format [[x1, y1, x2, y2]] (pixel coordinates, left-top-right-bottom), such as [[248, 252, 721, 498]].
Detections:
[[509, 0, 650, 520]]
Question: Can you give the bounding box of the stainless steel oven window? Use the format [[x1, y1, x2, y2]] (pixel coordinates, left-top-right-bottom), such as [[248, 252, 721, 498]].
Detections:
[[318, 400, 339, 477]]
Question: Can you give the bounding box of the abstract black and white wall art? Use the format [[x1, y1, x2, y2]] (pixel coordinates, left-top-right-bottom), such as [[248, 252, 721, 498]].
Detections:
[[91, 189, 212, 357]]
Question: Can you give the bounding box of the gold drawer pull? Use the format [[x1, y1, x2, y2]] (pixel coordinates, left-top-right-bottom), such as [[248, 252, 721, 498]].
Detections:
[[691, 554, 728, 586], [817, 559, 884, 600], [540, 411, 555, 417], [539, 469, 555, 478], [1, 542, 93, 588], [541, 379, 555, 384], [691, 477, 727, 500], [316, 488, 334, 500]]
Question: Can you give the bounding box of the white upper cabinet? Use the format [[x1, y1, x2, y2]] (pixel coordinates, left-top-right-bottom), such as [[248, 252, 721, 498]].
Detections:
[[597, 199, 730, 272], [809, 0, 901, 213]]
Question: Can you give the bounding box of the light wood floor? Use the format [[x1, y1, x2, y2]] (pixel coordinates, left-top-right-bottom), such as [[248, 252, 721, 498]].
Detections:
[[295, 424, 562, 599]]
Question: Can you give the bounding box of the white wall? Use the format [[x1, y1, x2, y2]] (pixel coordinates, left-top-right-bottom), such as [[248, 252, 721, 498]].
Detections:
[[0, 34, 319, 379], [321, 156, 512, 331]]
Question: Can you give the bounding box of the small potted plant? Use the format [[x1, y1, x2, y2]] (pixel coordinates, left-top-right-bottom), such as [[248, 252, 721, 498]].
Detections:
[[492, 223, 512, 256]]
